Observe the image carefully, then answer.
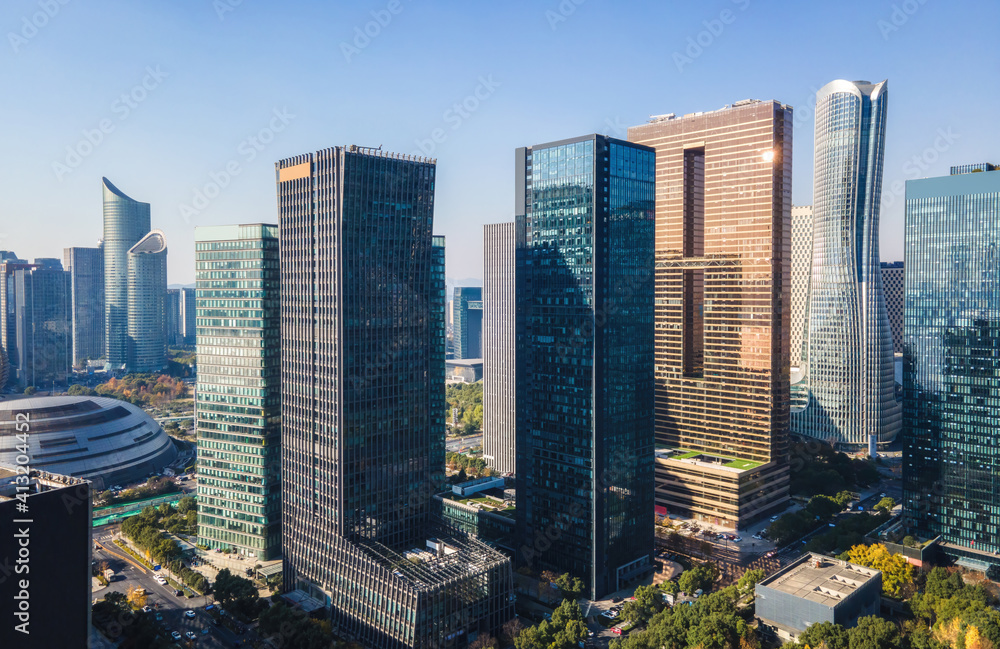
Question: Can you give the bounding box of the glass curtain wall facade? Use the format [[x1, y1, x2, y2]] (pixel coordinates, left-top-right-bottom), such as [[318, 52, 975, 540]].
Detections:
[[482, 222, 516, 475], [794, 80, 901, 448], [278, 146, 512, 649], [628, 100, 793, 529], [103, 177, 151, 369], [180, 287, 196, 344], [13, 264, 71, 388], [902, 167, 1000, 569], [64, 246, 105, 364], [515, 135, 655, 600], [195, 224, 281, 560], [126, 230, 167, 372], [452, 287, 483, 359], [0, 260, 35, 386]]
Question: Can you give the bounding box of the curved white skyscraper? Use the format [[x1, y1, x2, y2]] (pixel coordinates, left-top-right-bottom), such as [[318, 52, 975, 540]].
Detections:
[[103, 178, 150, 369], [127, 230, 167, 372], [794, 79, 901, 448]]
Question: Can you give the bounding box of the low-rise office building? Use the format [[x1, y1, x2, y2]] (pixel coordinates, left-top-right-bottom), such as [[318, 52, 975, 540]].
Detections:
[[755, 553, 882, 642]]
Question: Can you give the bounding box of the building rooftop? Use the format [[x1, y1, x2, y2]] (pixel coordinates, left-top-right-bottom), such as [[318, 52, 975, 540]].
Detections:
[[758, 554, 880, 606], [654, 446, 762, 472]]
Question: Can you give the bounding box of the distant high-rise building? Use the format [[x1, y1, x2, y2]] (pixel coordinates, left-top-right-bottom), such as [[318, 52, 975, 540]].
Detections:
[[0, 258, 35, 386], [515, 134, 655, 599], [126, 230, 167, 372], [881, 262, 904, 356], [0, 251, 21, 263], [166, 288, 182, 346], [277, 146, 512, 648], [629, 99, 793, 530], [13, 262, 71, 388], [180, 287, 196, 344], [791, 206, 813, 368], [794, 80, 901, 448], [195, 224, 281, 560], [0, 470, 92, 649], [103, 177, 151, 369], [902, 165, 1000, 571], [452, 286, 483, 359], [483, 222, 515, 475], [63, 246, 105, 364]]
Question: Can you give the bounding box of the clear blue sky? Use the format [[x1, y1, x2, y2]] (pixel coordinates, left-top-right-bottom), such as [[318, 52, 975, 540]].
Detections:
[[3, 0, 997, 284]]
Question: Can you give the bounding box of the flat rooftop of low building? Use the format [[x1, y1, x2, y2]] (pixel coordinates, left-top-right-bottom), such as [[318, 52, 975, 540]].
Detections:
[[758, 554, 880, 606], [654, 446, 762, 472], [359, 528, 509, 592], [445, 358, 483, 367]]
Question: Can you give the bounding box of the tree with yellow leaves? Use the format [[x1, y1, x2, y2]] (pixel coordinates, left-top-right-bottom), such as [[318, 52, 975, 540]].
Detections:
[[126, 584, 147, 609], [844, 543, 914, 599]]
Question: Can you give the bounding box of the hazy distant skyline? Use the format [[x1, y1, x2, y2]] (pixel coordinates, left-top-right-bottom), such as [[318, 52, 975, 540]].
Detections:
[[3, 0, 998, 284]]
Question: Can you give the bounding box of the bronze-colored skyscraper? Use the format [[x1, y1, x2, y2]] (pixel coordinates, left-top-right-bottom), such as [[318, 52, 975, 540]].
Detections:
[[628, 100, 792, 529]]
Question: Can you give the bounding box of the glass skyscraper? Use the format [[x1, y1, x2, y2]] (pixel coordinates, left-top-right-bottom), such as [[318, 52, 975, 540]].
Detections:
[[64, 245, 105, 364], [515, 134, 655, 599], [902, 166, 1000, 571], [195, 223, 281, 560], [13, 262, 71, 388], [628, 100, 793, 530], [126, 229, 167, 372], [277, 146, 512, 649], [794, 79, 901, 448], [103, 177, 151, 370], [451, 286, 483, 359]]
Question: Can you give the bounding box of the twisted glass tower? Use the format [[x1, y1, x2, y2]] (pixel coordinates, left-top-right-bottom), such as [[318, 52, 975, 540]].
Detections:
[[795, 80, 901, 447], [103, 178, 150, 368]]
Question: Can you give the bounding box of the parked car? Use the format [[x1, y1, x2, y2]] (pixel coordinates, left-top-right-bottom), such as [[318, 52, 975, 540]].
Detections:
[[185, 610, 195, 619]]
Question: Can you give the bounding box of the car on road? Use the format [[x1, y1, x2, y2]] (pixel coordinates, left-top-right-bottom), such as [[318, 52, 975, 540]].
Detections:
[[733, 536, 742, 542], [205, 604, 215, 611], [185, 610, 196, 619], [142, 606, 152, 613], [186, 631, 197, 640], [175, 589, 184, 597], [171, 631, 182, 640], [770, 515, 779, 522]]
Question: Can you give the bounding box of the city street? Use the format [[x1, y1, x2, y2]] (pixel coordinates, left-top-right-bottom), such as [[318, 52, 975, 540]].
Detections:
[[92, 525, 253, 648], [446, 432, 482, 454]]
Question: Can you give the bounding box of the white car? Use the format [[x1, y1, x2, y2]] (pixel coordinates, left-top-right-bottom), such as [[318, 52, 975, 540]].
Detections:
[[184, 610, 195, 619], [185, 631, 197, 640], [171, 631, 182, 640]]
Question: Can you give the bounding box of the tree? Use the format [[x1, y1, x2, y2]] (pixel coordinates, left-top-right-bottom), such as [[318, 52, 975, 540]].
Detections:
[[469, 634, 499, 649], [808, 494, 845, 520], [213, 568, 260, 620], [176, 496, 196, 514], [515, 600, 586, 649], [555, 572, 585, 601], [847, 616, 900, 649], [127, 584, 147, 609], [736, 569, 766, 599], [800, 621, 849, 649], [875, 497, 896, 514], [621, 584, 665, 625], [679, 565, 714, 595], [23, 386, 36, 395], [846, 544, 914, 598]]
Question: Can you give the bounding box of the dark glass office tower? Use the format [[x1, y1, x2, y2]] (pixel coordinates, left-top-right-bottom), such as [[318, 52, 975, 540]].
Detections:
[[902, 165, 1000, 572], [166, 289, 181, 345], [64, 246, 105, 364], [277, 146, 512, 649], [195, 224, 281, 560], [13, 262, 71, 388], [514, 135, 655, 600], [103, 178, 151, 369], [0, 258, 34, 386], [180, 287, 196, 344], [452, 286, 483, 359], [629, 100, 793, 530]]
